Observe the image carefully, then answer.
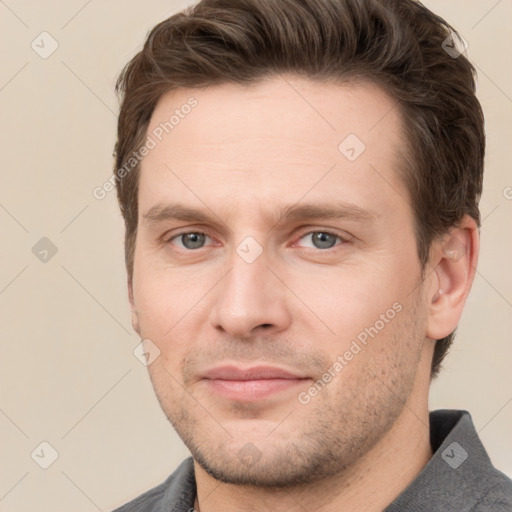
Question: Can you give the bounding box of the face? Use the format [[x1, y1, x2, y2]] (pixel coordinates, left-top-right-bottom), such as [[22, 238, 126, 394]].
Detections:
[[130, 75, 431, 487]]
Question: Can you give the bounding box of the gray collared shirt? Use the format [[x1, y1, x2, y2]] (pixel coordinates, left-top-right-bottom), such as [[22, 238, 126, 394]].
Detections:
[[112, 410, 512, 511]]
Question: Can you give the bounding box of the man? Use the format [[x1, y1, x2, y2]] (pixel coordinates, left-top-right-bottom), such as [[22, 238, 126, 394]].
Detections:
[[111, 0, 512, 510]]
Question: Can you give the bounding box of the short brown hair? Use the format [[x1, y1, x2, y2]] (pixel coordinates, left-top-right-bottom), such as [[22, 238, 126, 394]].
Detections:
[[114, 0, 485, 378]]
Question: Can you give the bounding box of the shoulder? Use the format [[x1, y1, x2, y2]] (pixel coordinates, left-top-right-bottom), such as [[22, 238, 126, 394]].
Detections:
[[386, 410, 512, 511], [434, 410, 512, 510], [470, 471, 512, 511]]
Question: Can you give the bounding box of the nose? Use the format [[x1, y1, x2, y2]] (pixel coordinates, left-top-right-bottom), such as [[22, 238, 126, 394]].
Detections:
[[208, 247, 292, 339]]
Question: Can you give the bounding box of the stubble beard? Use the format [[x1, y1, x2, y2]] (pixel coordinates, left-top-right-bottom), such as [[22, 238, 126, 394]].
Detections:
[[148, 294, 425, 489]]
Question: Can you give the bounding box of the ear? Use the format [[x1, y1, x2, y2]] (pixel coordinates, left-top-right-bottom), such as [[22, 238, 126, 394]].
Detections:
[[425, 215, 479, 340], [128, 277, 141, 336]]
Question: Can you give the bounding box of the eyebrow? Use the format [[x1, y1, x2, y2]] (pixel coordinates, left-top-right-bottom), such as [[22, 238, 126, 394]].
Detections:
[[141, 201, 376, 230]]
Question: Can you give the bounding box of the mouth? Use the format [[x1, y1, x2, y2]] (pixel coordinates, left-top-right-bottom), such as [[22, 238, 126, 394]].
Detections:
[[200, 365, 311, 401]]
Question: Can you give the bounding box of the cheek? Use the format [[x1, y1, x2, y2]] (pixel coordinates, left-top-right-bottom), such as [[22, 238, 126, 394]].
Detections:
[[132, 268, 186, 342], [134, 254, 209, 313], [132, 264, 219, 372], [330, 294, 423, 393], [287, 260, 406, 338]]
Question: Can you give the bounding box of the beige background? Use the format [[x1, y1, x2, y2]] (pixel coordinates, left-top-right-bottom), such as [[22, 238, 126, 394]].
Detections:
[[0, 1, 511, 510]]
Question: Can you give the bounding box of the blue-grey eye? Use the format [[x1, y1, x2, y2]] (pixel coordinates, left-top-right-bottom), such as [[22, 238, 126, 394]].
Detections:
[[177, 232, 208, 250], [299, 231, 340, 249]]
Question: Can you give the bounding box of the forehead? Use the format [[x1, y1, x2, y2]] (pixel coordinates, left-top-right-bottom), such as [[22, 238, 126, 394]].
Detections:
[[139, 75, 410, 223]]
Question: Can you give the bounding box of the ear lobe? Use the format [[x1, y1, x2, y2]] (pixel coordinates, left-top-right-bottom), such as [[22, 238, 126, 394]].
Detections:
[[426, 216, 479, 340], [128, 278, 141, 336]]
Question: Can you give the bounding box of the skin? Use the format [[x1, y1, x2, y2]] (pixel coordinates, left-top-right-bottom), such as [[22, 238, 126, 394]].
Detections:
[[128, 75, 479, 511]]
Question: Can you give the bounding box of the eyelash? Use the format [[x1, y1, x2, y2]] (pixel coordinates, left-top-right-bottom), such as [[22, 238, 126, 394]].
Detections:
[[165, 229, 348, 252]]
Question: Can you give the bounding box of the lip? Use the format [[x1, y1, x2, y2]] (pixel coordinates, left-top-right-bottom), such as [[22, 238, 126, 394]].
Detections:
[[200, 365, 310, 401], [201, 365, 307, 380]]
